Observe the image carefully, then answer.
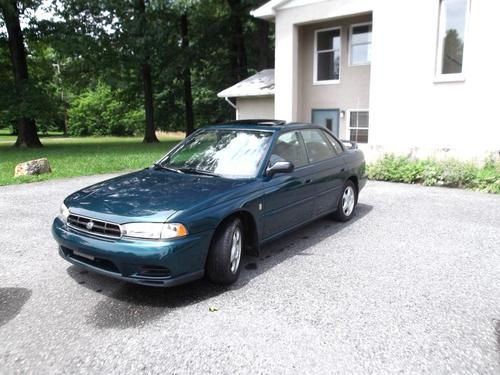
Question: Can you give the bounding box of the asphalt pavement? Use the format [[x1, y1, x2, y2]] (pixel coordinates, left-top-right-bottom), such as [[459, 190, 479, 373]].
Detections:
[[0, 174, 499, 374]]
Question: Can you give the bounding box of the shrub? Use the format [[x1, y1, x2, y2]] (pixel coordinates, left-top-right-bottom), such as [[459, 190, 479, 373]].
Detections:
[[367, 154, 500, 193], [367, 154, 425, 184], [68, 83, 144, 136]]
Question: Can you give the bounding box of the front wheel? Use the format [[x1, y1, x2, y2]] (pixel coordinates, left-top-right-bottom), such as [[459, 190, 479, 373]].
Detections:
[[333, 180, 357, 222], [206, 218, 243, 285]]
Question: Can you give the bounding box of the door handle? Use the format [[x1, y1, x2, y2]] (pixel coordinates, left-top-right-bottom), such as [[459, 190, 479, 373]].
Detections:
[[305, 179, 313, 184]]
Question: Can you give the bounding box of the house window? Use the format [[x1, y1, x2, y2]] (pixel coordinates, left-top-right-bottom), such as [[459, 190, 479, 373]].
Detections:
[[436, 0, 469, 78], [350, 23, 372, 65], [349, 111, 369, 143], [315, 28, 341, 83]]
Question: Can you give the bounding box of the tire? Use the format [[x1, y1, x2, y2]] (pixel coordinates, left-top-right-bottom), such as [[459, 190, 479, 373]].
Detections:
[[333, 180, 357, 222], [206, 218, 243, 285]]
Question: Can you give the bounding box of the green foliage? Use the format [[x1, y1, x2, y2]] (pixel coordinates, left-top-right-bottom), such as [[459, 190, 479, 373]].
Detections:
[[1, 0, 275, 139], [0, 40, 64, 133], [67, 83, 144, 136], [367, 154, 500, 193]]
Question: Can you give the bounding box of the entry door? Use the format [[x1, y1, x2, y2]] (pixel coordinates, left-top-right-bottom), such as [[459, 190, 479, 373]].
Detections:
[[312, 109, 340, 137]]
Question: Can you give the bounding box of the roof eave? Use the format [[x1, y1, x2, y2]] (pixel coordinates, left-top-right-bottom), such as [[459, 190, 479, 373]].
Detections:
[[250, 0, 290, 21], [216, 92, 275, 99]]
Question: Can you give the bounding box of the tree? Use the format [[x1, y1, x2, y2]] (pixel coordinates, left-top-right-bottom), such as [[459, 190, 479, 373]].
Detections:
[[442, 29, 464, 74], [136, 0, 159, 143], [180, 12, 194, 135], [0, 0, 43, 147], [0, 0, 276, 141], [55, 0, 161, 143], [227, 0, 248, 83]]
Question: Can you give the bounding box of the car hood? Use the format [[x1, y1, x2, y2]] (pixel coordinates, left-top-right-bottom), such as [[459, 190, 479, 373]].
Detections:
[[65, 168, 250, 224]]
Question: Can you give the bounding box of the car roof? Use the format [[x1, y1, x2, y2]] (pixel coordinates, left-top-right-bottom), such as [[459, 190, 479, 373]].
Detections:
[[203, 120, 324, 132]]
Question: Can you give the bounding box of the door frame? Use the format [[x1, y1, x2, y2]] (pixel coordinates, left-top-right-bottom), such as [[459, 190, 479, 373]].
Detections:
[[311, 108, 340, 136]]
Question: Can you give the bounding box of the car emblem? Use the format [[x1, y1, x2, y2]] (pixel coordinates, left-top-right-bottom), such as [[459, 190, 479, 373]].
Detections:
[[86, 221, 94, 230]]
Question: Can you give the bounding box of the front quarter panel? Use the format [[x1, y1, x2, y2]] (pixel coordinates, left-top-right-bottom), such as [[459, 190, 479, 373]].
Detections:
[[169, 180, 264, 237]]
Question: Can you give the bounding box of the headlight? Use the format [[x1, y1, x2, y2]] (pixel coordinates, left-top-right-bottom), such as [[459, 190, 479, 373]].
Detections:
[[59, 203, 70, 222], [122, 223, 188, 240]]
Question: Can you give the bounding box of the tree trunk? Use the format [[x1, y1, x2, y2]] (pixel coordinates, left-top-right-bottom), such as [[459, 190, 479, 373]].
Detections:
[[141, 61, 159, 143], [256, 19, 273, 70], [227, 0, 248, 83], [180, 13, 194, 136], [1, 0, 42, 147], [136, 0, 158, 143]]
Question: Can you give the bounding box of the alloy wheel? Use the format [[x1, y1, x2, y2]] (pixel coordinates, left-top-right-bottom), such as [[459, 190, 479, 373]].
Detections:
[[342, 186, 355, 216], [229, 227, 242, 273]]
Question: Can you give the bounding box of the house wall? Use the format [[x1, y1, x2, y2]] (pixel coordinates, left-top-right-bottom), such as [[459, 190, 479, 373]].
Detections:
[[236, 97, 275, 120], [368, 0, 500, 154], [272, 0, 500, 159], [274, 0, 374, 121], [297, 14, 371, 139]]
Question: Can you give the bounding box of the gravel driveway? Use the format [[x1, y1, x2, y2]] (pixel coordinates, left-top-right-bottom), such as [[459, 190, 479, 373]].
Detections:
[[0, 175, 499, 374]]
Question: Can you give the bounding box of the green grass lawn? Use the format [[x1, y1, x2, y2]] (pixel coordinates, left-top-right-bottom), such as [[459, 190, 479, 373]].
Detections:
[[0, 135, 182, 186]]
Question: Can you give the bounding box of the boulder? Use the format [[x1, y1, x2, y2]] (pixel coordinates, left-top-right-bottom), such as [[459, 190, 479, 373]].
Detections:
[[14, 158, 52, 177]]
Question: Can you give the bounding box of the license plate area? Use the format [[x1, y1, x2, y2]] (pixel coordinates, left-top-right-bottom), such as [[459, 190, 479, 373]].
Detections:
[[73, 249, 95, 261]]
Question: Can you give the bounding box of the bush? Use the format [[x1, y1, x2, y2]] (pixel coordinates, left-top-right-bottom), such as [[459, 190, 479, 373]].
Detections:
[[68, 83, 144, 136], [367, 154, 500, 193]]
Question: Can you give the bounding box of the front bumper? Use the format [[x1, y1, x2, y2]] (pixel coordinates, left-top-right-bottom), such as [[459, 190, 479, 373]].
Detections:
[[52, 217, 212, 287]]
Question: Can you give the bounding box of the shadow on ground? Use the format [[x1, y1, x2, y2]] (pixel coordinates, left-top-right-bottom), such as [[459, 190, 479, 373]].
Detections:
[[66, 203, 373, 329], [0, 288, 32, 327]]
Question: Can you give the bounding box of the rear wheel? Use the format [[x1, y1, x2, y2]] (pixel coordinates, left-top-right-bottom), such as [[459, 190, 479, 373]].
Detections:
[[206, 218, 243, 285], [333, 180, 357, 222]]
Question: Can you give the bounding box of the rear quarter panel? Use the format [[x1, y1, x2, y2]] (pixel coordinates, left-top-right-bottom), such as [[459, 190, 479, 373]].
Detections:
[[343, 149, 367, 191]]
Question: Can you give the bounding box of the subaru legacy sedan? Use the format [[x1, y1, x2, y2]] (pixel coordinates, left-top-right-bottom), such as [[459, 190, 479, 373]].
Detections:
[[52, 121, 367, 287]]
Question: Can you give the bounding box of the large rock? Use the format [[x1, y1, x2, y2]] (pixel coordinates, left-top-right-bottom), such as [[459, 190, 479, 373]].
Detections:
[[14, 158, 52, 177]]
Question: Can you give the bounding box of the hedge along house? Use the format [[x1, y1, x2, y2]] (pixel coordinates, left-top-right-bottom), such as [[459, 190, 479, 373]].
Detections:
[[219, 0, 500, 161]]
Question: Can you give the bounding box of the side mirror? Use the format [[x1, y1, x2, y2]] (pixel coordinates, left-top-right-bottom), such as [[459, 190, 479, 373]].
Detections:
[[266, 161, 294, 176]]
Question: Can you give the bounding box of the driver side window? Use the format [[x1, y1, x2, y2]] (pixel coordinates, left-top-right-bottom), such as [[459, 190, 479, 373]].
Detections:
[[271, 131, 309, 168]]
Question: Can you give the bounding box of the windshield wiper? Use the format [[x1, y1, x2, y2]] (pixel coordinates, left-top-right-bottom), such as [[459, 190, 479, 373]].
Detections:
[[178, 168, 220, 177], [152, 163, 183, 174]]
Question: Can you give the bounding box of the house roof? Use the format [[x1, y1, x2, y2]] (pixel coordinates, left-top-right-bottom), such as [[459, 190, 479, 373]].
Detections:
[[250, 0, 288, 20], [251, 0, 328, 20], [217, 69, 275, 98]]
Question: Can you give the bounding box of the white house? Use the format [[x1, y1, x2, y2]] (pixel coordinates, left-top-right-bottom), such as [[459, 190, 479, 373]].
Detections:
[[218, 0, 500, 161]]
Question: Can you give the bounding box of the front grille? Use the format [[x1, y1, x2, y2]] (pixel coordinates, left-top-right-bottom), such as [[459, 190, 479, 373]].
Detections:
[[67, 214, 122, 239]]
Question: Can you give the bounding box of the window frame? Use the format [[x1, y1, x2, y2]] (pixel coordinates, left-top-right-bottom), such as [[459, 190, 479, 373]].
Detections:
[[322, 130, 345, 155], [313, 26, 342, 85], [349, 22, 372, 66], [270, 130, 310, 170], [434, 0, 471, 83], [348, 110, 370, 144], [300, 128, 340, 164]]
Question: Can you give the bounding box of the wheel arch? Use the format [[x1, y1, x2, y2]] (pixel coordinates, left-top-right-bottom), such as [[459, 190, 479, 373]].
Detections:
[[347, 175, 359, 202], [210, 209, 260, 258]]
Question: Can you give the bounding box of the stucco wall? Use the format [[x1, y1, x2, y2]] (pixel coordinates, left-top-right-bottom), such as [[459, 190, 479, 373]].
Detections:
[[236, 97, 275, 120], [274, 0, 374, 122], [297, 14, 371, 139], [272, 0, 500, 155], [369, 0, 500, 151]]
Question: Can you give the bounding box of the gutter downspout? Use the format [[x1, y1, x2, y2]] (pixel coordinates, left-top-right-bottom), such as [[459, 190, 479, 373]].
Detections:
[[224, 97, 239, 120]]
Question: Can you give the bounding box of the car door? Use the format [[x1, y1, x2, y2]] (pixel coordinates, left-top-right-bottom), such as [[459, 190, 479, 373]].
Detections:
[[261, 131, 316, 240], [300, 128, 346, 217]]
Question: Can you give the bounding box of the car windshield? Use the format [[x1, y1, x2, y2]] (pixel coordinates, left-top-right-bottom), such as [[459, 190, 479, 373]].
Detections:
[[160, 129, 273, 178]]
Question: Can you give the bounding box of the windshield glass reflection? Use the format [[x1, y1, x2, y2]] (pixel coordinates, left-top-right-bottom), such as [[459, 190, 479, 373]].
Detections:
[[163, 129, 273, 178]]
